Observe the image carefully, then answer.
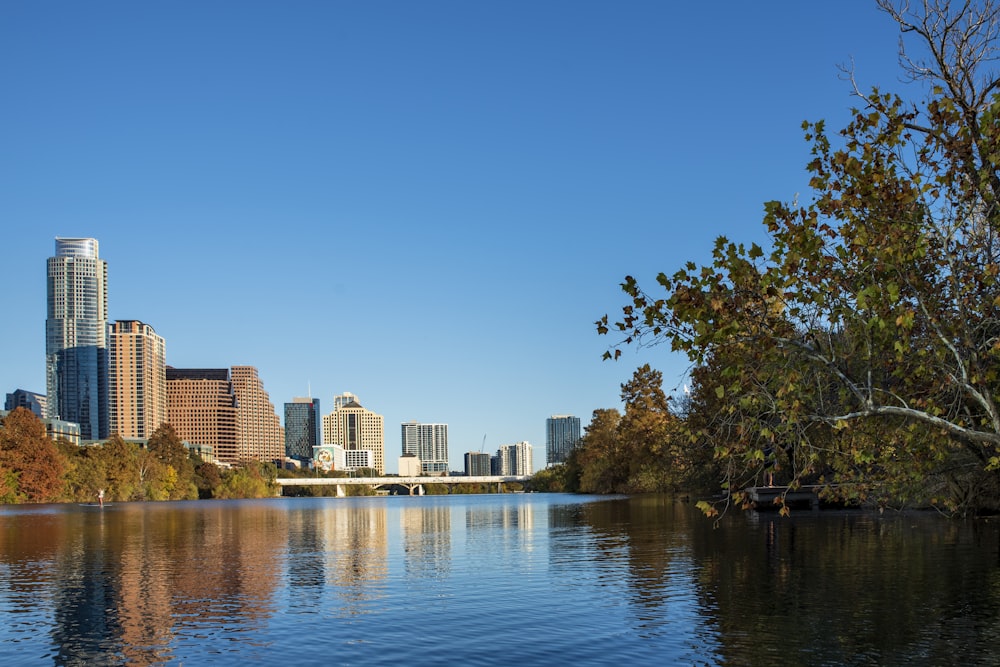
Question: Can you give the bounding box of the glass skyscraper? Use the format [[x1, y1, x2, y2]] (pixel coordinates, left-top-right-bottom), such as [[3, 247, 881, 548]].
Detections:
[[45, 237, 109, 440], [546, 415, 581, 466], [284, 397, 322, 461]]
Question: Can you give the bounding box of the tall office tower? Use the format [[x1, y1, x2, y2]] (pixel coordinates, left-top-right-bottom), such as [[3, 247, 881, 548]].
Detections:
[[464, 451, 491, 476], [284, 397, 322, 460], [4, 389, 47, 418], [166, 368, 239, 463], [546, 415, 581, 466], [108, 320, 167, 439], [401, 421, 449, 475], [45, 237, 109, 440], [497, 441, 533, 475], [323, 393, 385, 474], [231, 366, 284, 464]]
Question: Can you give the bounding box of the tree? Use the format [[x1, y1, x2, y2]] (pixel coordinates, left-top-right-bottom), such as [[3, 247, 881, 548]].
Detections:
[[617, 364, 681, 492], [528, 465, 568, 492], [600, 0, 1000, 514], [94, 435, 141, 502], [571, 408, 623, 493], [216, 461, 277, 499], [195, 460, 223, 499], [147, 423, 197, 500], [0, 408, 67, 502]]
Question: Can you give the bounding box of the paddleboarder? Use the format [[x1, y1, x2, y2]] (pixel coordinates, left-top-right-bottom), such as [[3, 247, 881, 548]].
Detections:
[[97, 488, 105, 509]]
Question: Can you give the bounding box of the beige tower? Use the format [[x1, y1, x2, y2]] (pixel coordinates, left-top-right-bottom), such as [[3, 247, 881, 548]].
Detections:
[[322, 393, 385, 474], [166, 368, 239, 464], [108, 320, 167, 439], [231, 366, 284, 464]]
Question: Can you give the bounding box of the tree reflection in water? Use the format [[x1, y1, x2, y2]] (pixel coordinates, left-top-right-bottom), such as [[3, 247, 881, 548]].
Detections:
[[575, 496, 1000, 666]]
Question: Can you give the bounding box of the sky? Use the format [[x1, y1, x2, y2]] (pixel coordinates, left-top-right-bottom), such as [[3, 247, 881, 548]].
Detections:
[[1, 1, 911, 472]]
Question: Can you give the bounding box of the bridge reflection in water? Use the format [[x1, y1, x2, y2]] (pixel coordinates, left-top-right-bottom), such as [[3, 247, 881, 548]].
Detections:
[[275, 475, 532, 496]]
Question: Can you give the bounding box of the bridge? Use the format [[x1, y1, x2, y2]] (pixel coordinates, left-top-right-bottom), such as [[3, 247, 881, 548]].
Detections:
[[275, 475, 532, 496]]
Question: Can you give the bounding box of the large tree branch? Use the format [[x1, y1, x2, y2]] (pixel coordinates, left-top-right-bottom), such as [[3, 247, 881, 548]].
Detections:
[[811, 403, 1000, 448]]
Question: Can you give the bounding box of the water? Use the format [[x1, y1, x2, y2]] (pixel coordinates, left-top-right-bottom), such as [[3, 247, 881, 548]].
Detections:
[[1, 494, 999, 666]]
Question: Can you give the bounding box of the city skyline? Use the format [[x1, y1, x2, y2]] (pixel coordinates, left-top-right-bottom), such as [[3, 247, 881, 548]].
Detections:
[[2, 2, 907, 472]]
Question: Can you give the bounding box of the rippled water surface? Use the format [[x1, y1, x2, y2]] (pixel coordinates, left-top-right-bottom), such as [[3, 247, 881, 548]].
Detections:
[[2, 494, 1000, 666]]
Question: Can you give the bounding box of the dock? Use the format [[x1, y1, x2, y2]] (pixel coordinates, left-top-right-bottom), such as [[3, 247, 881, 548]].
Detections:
[[745, 485, 821, 510]]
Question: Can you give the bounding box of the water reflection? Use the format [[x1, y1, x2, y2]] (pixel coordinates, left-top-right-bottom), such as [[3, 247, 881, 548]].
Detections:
[[401, 504, 450, 580], [3, 496, 1000, 665], [320, 502, 387, 614], [573, 497, 1000, 666], [0, 502, 287, 665]]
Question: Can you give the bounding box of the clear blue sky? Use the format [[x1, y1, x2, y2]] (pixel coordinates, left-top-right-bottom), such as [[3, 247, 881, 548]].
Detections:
[[1, 2, 906, 472]]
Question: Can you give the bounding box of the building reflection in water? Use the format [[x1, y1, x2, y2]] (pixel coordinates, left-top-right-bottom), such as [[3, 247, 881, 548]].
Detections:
[[318, 501, 388, 615], [2, 503, 287, 666], [400, 503, 451, 580], [465, 499, 541, 566]]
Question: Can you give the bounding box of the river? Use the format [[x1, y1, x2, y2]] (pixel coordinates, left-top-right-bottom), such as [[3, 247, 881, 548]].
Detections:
[[1, 494, 999, 666]]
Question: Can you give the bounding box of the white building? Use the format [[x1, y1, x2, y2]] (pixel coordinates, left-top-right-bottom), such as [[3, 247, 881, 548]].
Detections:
[[313, 444, 346, 472], [401, 421, 449, 475], [497, 441, 533, 476], [344, 449, 374, 472], [398, 453, 422, 476]]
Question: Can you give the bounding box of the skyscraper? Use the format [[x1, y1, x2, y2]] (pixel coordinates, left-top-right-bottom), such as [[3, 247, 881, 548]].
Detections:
[[45, 237, 109, 440], [284, 397, 322, 461], [108, 320, 167, 439], [546, 415, 581, 466], [401, 421, 449, 475], [323, 393, 385, 474], [231, 366, 284, 464]]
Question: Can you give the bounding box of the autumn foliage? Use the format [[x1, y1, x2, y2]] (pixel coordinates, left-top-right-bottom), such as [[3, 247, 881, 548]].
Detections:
[[0, 408, 66, 502], [0, 409, 268, 504], [600, 1, 1000, 515]]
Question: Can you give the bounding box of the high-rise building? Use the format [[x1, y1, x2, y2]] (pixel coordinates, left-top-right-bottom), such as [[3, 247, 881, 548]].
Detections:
[[4, 389, 46, 418], [108, 320, 167, 439], [546, 415, 581, 466], [323, 393, 385, 474], [166, 368, 238, 464], [45, 237, 109, 440], [464, 451, 491, 476], [497, 441, 533, 476], [284, 397, 322, 461], [231, 366, 284, 464], [401, 421, 449, 475]]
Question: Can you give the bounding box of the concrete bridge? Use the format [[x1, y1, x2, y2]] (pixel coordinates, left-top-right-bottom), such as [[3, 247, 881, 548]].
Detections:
[[275, 475, 532, 496]]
